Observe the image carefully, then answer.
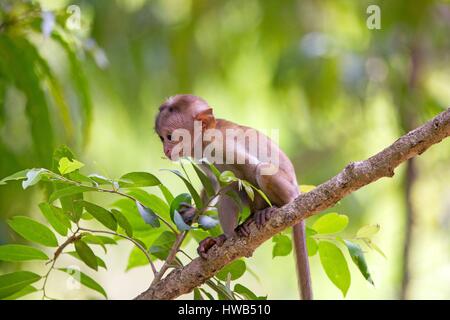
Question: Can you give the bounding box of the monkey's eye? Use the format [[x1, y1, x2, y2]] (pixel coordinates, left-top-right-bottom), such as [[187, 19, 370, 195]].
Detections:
[[167, 134, 172, 141], [159, 135, 164, 142]]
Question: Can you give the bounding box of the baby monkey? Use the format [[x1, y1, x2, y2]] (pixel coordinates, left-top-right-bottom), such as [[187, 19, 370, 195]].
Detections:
[[155, 94, 312, 299]]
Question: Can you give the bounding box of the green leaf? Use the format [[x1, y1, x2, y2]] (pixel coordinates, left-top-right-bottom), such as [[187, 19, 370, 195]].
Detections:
[[88, 174, 112, 185], [365, 240, 386, 259], [234, 284, 266, 300], [0, 245, 48, 262], [111, 209, 133, 237], [127, 189, 170, 222], [306, 236, 318, 256], [173, 210, 191, 231], [272, 234, 292, 258], [22, 168, 48, 189], [85, 235, 117, 245], [81, 201, 117, 231], [170, 193, 192, 221], [216, 260, 246, 281], [149, 231, 176, 260], [219, 171, 237, 184], [136, 201, 160, 228], [67, 251, 107, 270], [48, 185, 96, 203], [356, 224, 380, 239], [126, 246, 151, 271], [194, 288, 204, 300], [158, 184, 174, 204], [119, 172, 160, 188], [200, 288, 215, 300], [8, 216, 58, 247], [344, 240, 374, 285], [38, 202, 71, 236], [253, 187, 272, 206], [0, 169, 29, 185], [58, 157, 84, 175], [318, 241, 351, 297], [312, 213, 349, 234], [198, 215, 219, 230], [242, 181, 255, 202], [0, 271, 41, 299], [2, 285, 38, 300], [81, 234, 107, 253], [58, 268, 107, 299], [164, 169, 203, 209], [75, 240, 99, 271], [191, 162, 215, 198]]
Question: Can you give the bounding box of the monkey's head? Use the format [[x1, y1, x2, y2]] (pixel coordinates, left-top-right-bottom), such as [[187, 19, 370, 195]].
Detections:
[[155, 94, 216, 160]]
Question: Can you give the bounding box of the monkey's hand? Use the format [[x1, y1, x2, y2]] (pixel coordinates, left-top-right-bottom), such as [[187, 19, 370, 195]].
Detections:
[[236, 206, 277, 237], [197, 234, 226, 259]]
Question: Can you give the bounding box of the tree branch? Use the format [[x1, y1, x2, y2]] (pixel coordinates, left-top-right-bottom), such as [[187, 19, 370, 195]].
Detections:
[[135, 107, 450, 300]]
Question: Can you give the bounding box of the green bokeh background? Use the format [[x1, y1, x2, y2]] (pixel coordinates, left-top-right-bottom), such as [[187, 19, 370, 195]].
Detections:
[[1, 0, 449, 299]]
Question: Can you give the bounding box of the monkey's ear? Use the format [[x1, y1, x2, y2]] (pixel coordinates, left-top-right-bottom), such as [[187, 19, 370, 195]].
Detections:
[[194, 108, 216, 130]]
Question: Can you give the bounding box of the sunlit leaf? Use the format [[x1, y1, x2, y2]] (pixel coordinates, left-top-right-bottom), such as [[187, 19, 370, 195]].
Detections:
[[365, 240, 386, 259], [58, 157, 84, 175], [8, 216, 58, 247], [216, 260, 246, 281], [219, 171, 237, 184], [356, 224, 380, 239], [2, 285, 38, 300], [312, 213, 349, 234], [318, 241, 351, 297], [119, 172, 160, 188], [0, 271, 41, 299], [306, 236, 318, 256], [0, 245, 48, 262], [158, 184, 174, 204], [272, 234, 292, 258], [38, 202, 71, 236]]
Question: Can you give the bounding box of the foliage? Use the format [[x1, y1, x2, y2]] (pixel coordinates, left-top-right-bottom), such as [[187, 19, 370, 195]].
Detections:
[[0, 145, 384, 299]]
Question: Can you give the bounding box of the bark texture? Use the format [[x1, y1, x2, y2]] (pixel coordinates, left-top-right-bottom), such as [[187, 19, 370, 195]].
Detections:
[[135, 107, 450, 300]]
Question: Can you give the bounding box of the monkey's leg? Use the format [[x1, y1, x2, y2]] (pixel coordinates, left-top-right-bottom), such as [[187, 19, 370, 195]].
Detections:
[[197, 194, 239, 259]]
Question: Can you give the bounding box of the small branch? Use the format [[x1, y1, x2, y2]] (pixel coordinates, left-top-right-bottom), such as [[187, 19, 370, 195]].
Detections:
[[135, 107, 450, 300], [78, 227, 157, 276], [151, 231, 188, 285]]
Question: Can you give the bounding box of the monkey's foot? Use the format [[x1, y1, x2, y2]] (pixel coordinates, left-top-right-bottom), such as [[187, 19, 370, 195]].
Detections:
[[197, 235, 226, 259], [254, 207, 277, 229], [235, 207, 277, 237]]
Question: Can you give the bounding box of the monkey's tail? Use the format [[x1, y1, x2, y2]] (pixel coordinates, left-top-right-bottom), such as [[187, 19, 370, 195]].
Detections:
[[292, 220, 313, 300]]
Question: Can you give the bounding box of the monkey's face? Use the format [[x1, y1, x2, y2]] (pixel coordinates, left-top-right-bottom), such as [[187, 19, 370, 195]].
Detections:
[[155, 94, 212, 160]]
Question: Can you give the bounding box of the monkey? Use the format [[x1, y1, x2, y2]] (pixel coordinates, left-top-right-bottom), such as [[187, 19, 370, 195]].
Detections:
[[154, 94, 312, 300]]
